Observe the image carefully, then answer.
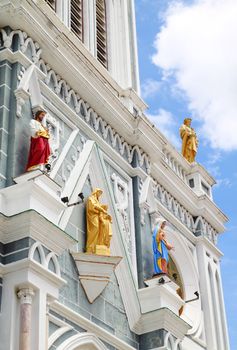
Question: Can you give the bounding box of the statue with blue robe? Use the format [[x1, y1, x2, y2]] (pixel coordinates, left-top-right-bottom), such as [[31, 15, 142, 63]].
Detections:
[[152, 219, 174, 275]]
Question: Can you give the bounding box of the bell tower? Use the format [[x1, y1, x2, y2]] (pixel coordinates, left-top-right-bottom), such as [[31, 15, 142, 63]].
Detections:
[[44, 0, 140, 92]]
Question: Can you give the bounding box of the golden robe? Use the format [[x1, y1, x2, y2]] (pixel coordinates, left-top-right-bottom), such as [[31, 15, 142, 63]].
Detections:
[[180, 124, 198, 163]]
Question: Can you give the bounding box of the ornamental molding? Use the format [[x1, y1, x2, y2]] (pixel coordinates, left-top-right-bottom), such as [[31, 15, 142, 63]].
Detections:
[[110, 172, 134, 265], [2, 259, 66, 296], [140, 276, 184, 315], [49, 303, 136, 350], [53, 142, 191, 338], [0, 27, 151, 173], [48, 314, 74, 349], [139, 175, 218, 245], [56, 333, 108, 350], [0, 170, 65, 226], [0, 208, 76, 256], [38, 56, 150, 172], [0, 28, 42, 63], [163, 332, 182, 350], [139, 176, 158, 226], [17, 287, 35, 305], [0, 26, 226, 236], [29, 241, 61, 277]]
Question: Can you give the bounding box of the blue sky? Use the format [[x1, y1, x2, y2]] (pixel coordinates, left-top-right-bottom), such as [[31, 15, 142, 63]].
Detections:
[[135, 0, 237, 348]]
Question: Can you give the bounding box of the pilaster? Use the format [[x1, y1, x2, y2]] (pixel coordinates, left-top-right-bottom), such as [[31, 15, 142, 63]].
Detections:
[[196, 237, 229, 350], [131, 152, 144, 288]]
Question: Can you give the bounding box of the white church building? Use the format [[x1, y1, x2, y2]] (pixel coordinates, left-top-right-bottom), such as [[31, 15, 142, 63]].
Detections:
[[0, 1, 229, 349]]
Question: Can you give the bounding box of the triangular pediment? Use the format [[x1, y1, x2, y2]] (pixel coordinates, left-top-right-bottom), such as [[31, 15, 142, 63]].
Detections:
[[53, 141, 190, 338]]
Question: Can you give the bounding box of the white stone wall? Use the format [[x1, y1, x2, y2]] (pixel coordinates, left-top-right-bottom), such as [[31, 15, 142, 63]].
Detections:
[[0, 1, 230, 350]]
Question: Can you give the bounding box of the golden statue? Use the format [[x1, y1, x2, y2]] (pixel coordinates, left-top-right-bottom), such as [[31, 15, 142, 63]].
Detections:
[[99, 205, 112, 248], [180, 118, 198, 163], [86, 188, 112, 256]]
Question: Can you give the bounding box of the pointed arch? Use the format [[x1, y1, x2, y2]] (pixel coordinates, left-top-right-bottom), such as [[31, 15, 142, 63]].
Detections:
[[29, 241, 46, 266], [56, 333, 108, 350], [164, 332, 175, 349], [193, 216, 204, 236], [166, 228, 201, 335], [46, 252, 61, 276]]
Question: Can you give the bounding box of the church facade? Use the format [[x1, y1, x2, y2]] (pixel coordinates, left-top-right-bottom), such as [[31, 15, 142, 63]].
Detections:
[[0, 1, 229, 350]]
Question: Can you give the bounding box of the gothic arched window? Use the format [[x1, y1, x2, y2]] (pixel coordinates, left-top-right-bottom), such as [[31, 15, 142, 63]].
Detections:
[[96, 0, 107, 68], [71, 0, 83, 41]]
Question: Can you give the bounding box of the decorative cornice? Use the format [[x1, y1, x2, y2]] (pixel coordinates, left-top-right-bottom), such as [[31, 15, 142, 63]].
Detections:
[[0, 210, 76, 255], [38, 57, 151, 172], [135, 307, 191, 340], [139, 175, 219, 244], [0, 28, 42, 63], [0, 26, 151, 173], [0, 23, 227, 235], [2, 258, 66, 292], [196, 236, 223, 259]]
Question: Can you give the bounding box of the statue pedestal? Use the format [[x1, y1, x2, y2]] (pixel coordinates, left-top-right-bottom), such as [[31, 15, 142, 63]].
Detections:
[[144, 274, 178, 292], [71, 252, 122, 303], [0, 170, 64, 225], [139, 275, 184, 315]]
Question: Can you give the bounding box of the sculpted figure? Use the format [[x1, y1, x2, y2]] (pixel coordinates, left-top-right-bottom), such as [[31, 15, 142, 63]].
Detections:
[[152, 219, 174, 275], [99, 205, 113, 249], [180, 118, 198, 163], [86, 188, 112, 255], [26, 110, 51, 171]]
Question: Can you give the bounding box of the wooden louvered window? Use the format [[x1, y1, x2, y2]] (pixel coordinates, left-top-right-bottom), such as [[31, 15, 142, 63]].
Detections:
[[45, 0, 56, 11], [71, 0, 83, 41], [96, 0, 107, 69]]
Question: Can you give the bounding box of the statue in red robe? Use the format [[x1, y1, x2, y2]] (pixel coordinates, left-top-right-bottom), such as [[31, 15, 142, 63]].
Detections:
[[26, 110, 51, 171]]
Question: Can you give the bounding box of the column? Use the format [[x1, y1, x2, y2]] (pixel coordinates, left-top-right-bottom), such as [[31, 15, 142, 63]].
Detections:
[[196, 241, 217, 350], [17, 288, 35, 350]]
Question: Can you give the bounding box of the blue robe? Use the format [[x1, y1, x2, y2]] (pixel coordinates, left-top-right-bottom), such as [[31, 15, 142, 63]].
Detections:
[[152, 225, 169, 274]]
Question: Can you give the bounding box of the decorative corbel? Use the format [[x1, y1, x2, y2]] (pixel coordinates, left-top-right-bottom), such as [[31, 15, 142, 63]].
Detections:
[[14, 88, 31, 118], [71, 253, 122, 303]]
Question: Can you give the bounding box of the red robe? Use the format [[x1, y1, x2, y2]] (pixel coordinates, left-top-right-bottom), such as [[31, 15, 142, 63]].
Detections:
[[26, 136, 50, 171]]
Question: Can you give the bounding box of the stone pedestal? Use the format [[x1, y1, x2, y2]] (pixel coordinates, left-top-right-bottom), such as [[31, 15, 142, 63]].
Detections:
[[0, 170, 64, 225], [139, 275, 184, 315], [71, 252, 122, 303]]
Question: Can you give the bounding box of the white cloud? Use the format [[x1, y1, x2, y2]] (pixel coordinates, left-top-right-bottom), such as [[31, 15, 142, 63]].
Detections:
[[152, 0, 237, 151], [215, 177, 232, 188], [204, 150, 222, 177], [146, 108, 181, 148], [141, 79, 161, 99]]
